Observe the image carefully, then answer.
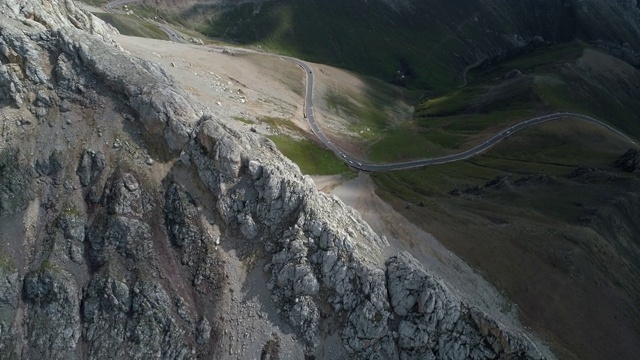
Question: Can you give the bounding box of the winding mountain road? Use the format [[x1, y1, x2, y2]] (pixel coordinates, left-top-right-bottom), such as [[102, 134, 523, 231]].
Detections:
[[105, 0, 139, 13], [207, 46, 638, 171], [208, 45, 637, 171], [293, 59, 636, 171], [104, 0, 186, 42], [102, 5, 637, 171]]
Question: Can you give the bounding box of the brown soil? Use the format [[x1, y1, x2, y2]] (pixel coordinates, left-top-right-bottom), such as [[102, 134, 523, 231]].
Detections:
[[114, 35, 307, 135]]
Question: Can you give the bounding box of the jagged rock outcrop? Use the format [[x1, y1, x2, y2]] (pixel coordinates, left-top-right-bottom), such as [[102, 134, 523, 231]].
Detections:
[[83, 272, 193, 359], [0, 250, 19, 357], [182, 114, 547, 359], [0, 0, 552, 358], [0, 148, 33, 215], [24, 266, 81, 359], [615, 149, 640, 172], [76, 150, 105, 187]]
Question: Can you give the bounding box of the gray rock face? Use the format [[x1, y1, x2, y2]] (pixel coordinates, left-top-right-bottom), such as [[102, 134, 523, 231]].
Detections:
[[386, 253, 540, 360], [24, 267, 81, 360], [35, 150, 64, 178], [185, 118, 547, 359], [165, 182, 203, 248], [76, 150, 105, 187], [80, 172, 209, 359], [615, 149, 640, 172], [0, 0, 552, 358], [0, 255, 19, 358], [0, 61, 24, 107], [0, 149, 32, 216], [83, 274, 192, 359], [1, 0, 117, 40], [163, 182, 223, 293], [85, 174, 147, 264]]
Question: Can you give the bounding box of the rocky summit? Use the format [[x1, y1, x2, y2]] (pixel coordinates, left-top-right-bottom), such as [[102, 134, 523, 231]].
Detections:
[[0, 0, 550, 358]]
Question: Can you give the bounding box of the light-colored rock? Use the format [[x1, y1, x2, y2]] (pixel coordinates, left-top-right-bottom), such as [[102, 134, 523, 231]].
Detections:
[[0, 0, 553, 358]]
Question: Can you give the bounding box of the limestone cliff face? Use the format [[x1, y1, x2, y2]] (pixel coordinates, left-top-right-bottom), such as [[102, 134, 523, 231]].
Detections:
[[0, 0, 550, 359]]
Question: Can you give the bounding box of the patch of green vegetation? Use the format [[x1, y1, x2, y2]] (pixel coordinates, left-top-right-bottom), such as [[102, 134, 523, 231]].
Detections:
[[233, 116, 255, 125], [258, 116, 355, 176], [374, 119, 633, 198], [260, 116, 300, 133], [189, 0, 487, 89], [438, 110, 537, 133], [367, 105, 539, 163], [321, 72, 414, 148], [367, 127, 428, 162], [367, 125, 467, 162], [60, 207, 83, 218], [372, 42, 639, 162], [533, 79, 578, 111], [325, 90, 356, 116], [468, 42, 587, 84], [77, 0, 108, 7], [93, 13, 169, 40], [374, 311, 383, 323], [268, 135, 354, 177], [325, 90, 389, 141], [415, 89, 479, 117], [0, 246, 15, 271], [34, 258, 59, 274]]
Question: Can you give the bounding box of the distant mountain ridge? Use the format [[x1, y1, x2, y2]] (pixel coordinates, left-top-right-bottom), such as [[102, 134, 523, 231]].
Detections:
[[151, 0, 640, 89]]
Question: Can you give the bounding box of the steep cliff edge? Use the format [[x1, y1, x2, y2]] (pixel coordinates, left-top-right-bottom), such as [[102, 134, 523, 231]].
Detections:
[[0, 0, 550, 358]]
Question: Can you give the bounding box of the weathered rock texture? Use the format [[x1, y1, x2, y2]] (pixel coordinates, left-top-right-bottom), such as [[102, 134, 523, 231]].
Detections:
[[0, 0, 551, 358], [615, 149, 640, 172]]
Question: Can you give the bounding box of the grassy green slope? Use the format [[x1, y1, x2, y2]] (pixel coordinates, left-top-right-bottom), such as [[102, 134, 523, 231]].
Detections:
[[256, 117, 355, 177], [373, 120, 640, 360], [163, 0, 640, 91], [366, 42, 640, 162], [178, 0, 549, 90], [197, 0, 465, 89], [94, 13, 170, 40], [269, 135, 353, 176]]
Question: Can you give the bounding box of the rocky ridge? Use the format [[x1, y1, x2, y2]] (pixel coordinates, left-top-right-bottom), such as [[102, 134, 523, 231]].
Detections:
[[0, 0, 551, 358], [615, 149, 640, 172]]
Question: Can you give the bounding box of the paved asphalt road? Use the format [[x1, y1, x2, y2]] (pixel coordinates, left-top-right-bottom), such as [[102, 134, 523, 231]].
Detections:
[[104, 0, 186, 42], [288, 59, 637, 171], [204, 46, 637, 172], [105, 0, 139, 13], [103, 5, 637, 171], [152, 20, 187, 43], [353, 112, 637, 171]]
